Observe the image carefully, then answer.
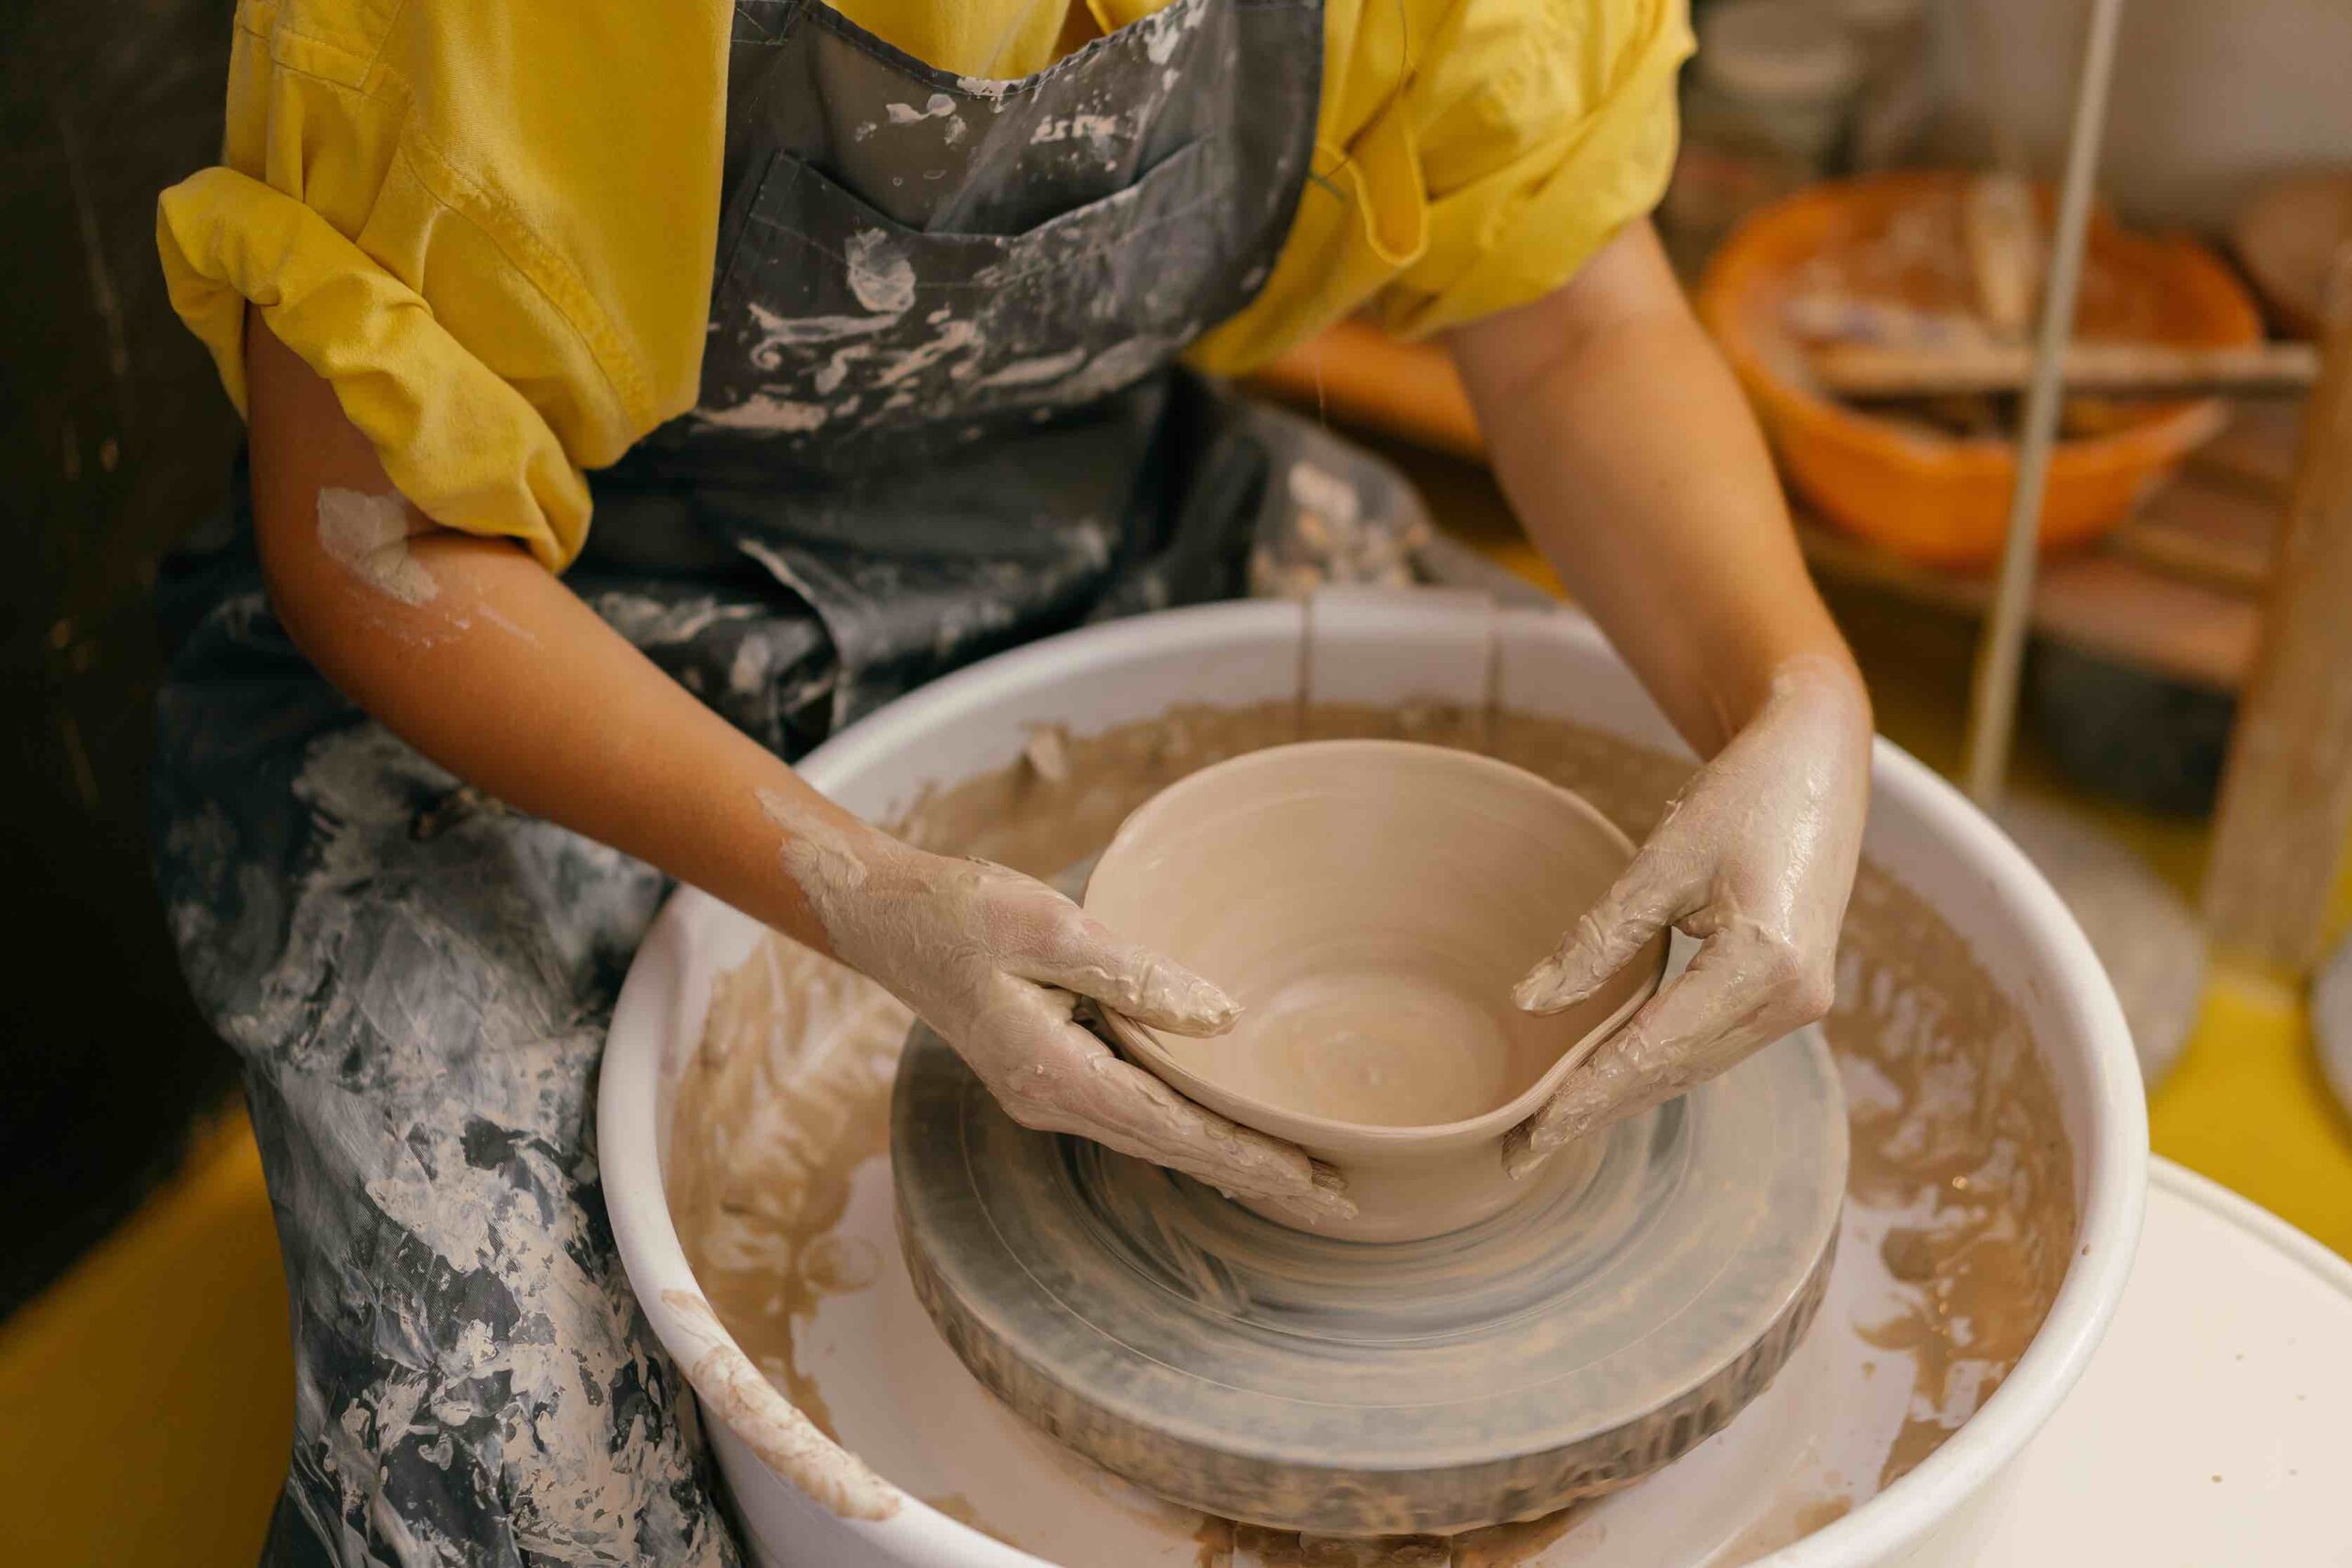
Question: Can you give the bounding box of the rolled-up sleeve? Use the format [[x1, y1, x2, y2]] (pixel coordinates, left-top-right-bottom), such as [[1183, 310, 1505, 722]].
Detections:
[[1378, 0, 1691, 335], [1191, 0, 1693, 374], [155, 0, 729, 570]]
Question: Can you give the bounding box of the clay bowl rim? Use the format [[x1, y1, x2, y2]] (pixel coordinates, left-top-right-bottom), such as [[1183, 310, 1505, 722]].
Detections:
[[1082, 738, 1668, 1153]]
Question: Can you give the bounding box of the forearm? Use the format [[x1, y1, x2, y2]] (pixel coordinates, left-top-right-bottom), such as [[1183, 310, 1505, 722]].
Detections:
[[1456, 228, 1872, 1155], [240, 310, 1341, 1213], [243, 310, 853, 955], [1448, 221, 1866, 755]]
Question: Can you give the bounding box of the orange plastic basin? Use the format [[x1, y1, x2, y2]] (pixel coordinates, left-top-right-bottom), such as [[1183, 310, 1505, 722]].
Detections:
[[1697, 172, 2263, 570]]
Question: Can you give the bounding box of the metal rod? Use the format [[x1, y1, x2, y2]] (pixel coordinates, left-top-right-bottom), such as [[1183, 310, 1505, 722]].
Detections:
[[1961, 0, 2129, 807]]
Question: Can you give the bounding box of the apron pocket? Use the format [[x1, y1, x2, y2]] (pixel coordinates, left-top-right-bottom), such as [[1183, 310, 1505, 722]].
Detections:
[[698, 138, 1233, 447]]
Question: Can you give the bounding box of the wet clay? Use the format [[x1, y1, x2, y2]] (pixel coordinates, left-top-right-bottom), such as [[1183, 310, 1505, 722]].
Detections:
[[666, 700, 2077, 1561], [1201, 966, 1530, 1126], [658, 1287, 901, 1521], [1086, 741, 1656, 1134], [668, 928, 912, 1443], [1832, 867, 2077, 1489], [1082, 739, 1668, 1242]]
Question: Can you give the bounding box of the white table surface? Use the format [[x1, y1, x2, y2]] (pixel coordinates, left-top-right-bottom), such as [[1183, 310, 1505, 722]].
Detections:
[[1968, 1156, 2352, 1565]]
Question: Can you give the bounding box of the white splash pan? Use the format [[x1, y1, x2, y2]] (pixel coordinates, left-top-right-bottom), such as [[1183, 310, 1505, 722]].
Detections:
[[600, 593, 2149, 1566]]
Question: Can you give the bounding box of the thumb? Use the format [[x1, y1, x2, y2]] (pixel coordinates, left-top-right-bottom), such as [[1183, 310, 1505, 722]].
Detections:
[[1514, 847, 1690, 1015]]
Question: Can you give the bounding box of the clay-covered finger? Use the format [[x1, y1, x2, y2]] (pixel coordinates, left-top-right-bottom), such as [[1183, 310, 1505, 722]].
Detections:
[[1245, 1167, 1359, 1229], [1010, 914, 1241, 1037], [1074, 1055, 1353, 1219], [989, 1016, 1352, 1221], [1504, 933, 1790, 1179], [1512, 845, 1691, 1015]]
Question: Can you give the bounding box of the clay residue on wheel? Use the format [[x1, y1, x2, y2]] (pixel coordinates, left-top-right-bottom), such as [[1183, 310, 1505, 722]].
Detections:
[[668, 702, 2076, 1556], [667, 931, 912, 1443], [657, 1288, 901, 1521], [1834, 863, 2076, 1489]]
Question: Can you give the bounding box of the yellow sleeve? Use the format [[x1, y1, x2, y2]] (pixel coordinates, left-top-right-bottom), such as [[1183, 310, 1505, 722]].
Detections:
[[154, 0, 729, 571], [1190, 0, 1694, 375]]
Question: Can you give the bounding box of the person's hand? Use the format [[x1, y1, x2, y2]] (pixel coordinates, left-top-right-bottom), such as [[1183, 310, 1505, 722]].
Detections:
[[1503, 656, 1870, 1178], [771, 800, 1353, 1226]]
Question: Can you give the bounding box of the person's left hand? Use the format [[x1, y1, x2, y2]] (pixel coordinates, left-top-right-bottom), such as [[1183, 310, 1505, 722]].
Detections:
[[1502, 656, 1871, 1178]]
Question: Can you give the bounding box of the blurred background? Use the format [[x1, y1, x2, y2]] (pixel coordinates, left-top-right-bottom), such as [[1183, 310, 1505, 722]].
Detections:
[[2, 0, 2346, 1561]]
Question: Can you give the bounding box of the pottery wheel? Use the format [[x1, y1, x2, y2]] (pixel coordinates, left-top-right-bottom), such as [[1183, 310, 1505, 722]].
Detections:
[[892, 1021, 1847, 1538]]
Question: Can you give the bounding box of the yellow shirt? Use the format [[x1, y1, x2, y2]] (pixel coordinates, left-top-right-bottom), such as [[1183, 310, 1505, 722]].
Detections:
[[157, 0, 1690, 570]]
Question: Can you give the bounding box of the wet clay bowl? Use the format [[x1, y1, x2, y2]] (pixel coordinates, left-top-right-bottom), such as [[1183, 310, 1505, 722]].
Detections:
[[1082, 739, 1668, 1243]]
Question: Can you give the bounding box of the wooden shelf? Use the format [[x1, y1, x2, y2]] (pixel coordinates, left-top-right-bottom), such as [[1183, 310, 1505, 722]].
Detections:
[[1250, 321, 2279, 693], [1792, 514, 2259, 692]]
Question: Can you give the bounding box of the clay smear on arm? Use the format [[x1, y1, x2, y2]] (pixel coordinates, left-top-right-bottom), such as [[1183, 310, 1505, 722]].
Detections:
[[316, 488, 441, 606]]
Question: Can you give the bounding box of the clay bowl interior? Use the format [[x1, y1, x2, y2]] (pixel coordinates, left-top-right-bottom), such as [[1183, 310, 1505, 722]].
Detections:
[[1083, 739, 1668, 1242]]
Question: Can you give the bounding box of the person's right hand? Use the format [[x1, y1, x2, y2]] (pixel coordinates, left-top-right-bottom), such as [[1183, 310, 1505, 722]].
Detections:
[[773, 801, 1354, 1227]]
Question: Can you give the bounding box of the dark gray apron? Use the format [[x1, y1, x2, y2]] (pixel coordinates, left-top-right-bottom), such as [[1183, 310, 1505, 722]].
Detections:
[[149, 2, 1348, 1563], [604, 0, 1328, 732]]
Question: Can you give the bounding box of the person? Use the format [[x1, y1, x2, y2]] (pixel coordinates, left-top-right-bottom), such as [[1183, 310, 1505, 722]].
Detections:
[[153, 0, 1871, 1561]]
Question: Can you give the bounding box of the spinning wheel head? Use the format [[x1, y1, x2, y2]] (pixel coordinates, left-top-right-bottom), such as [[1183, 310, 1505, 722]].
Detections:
[[891, 1019, 1848, 1536]]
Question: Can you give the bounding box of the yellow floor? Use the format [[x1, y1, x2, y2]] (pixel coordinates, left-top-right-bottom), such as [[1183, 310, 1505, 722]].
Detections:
[[6, 522, 2350, 1564], [0, 1112, 292, 1563]]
